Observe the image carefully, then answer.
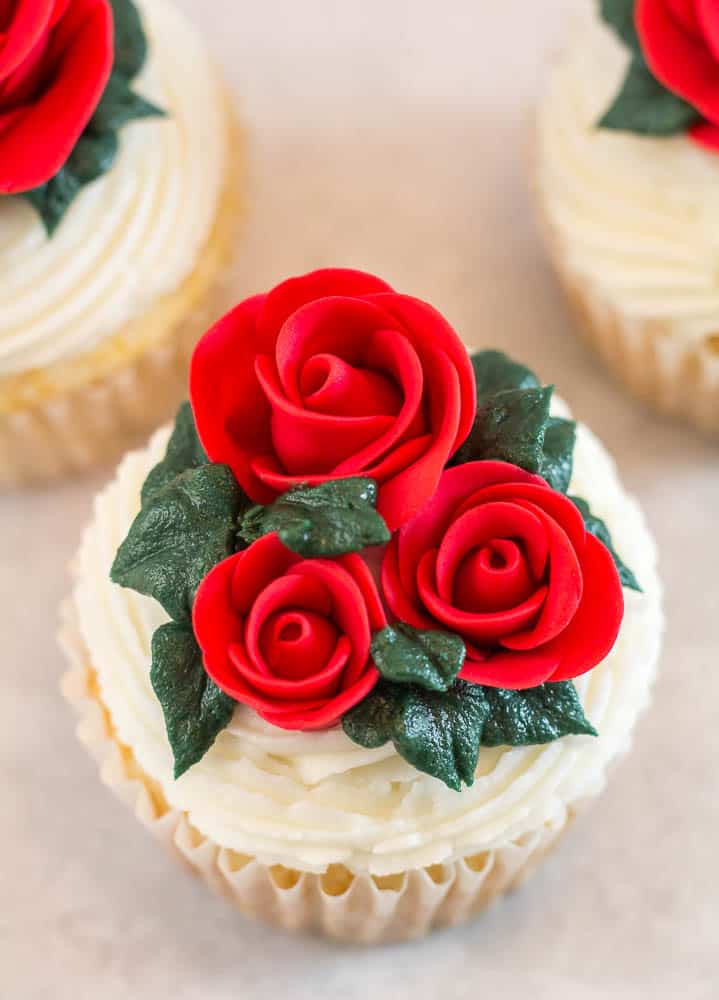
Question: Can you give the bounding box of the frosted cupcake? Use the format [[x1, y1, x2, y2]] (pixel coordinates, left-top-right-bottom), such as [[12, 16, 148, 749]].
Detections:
[[0, 0, 242, 486], [60, 269, 663, 944], [536, 0, 719, 434]]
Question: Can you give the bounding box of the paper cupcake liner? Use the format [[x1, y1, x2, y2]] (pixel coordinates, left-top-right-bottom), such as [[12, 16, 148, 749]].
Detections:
[[535, 189, 719, 436], [0, 97, 245, 490], [59, 601, 574, 945]]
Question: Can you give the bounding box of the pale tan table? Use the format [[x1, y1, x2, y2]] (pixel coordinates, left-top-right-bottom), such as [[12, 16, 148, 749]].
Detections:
[[2, 1, 717, 997]]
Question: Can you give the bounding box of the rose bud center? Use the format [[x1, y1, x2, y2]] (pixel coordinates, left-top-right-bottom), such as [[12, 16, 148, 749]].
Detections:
[[299, 352, 402, 417], [260, 609, 339, 681], [454, 539, 534, 614]]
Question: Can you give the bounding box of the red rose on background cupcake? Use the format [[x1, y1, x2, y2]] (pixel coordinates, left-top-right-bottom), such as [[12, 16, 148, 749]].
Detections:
[[193, 533, 385, 730], [637, 0, 719, 149], [382, 461, 624, 689], [0, 0, 113, 193], [190, 269, 476, 532]]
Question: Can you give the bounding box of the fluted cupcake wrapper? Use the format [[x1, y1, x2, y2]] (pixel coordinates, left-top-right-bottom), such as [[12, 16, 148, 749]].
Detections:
[[555, 259, 719, 435], [0, 94, 244, 489], [59, 601, 575, 946], [534, 165, 719, 437]]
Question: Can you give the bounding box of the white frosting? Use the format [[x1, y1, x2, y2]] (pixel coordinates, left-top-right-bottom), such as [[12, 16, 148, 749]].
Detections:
[[0, 0, 227, 375], [537, 2, 719, 346], [74, 400, 662, 876]]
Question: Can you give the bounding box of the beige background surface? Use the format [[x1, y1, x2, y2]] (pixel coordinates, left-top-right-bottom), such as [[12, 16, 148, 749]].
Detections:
[[2, 1, 718, 997]]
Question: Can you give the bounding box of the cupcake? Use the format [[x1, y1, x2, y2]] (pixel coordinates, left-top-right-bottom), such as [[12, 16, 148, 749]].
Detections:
[[0, 0, 242, 487], [536, 0, 719, 434], [60, 269, 663, 944]]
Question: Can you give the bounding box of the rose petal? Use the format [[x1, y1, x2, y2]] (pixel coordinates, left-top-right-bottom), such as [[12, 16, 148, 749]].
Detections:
[[339, 552, 388, 632], [256, 352, 394, 474], [190, 293, 274, 501], [381, 538, 437, 629], [230, 533, 299, 615], [359, 433, 433, 486], [259, 667, 380, 731], [459, 647, 561, 689], [0, 0, 113, 193], [256, 268, 394, 346], [452, 540, 534, 614], [332, 327, 427, 475], [300, 353, 401, 417], [417, 548, 548, 642], [229, 635, 350, 701], [689, 120, 719, 148], [274, 297, 400, 403], [697, 0, 719, 59], [545, 534, 625, 682], [434, 501, 548, 606], [499, 510, 583, 651], [360, 326, 428, 439], [294, 559, 373, 685], [637, 0, 719, 123], [394, 462, 544, 603], [49, 0, 73, 27], [0, 105, 24, 137], [0, 0, 54, 80], [664, 0, 701, 35], [260, 316, 429, 490], [193, 553, 248, 693], [454, 482, 587, 558], [260, 609, 340, 680], [373, 351, 461, 530], [244, 571, 336, 674], [1, 21, 51, 105], [364, 292, 477, 455]]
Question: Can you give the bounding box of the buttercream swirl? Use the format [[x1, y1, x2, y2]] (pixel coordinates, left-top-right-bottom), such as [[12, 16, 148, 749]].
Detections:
[[537, 3, 719, 347], [73, 395, 662, 876], [0, 0, 227, 375]]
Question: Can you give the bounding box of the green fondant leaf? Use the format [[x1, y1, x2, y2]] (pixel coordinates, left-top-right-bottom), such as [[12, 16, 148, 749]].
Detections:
[[142, 402, 209, 506], [470, 349, 541, 406], [239, 478, 391, 557], [110, 0, 148, 78], [600, 0, 641, 52], [571, 495, 642, 592], [371, 624, 466, 692], [599, 56, 701, 135], [90, 71, 164, 133], [21, 132, 119, 235], [480, 682, 596, 747], [452, 351, 562, 476], [66, 130, 119, 183], [452, 385, 553, 472], [150, 622, 235, 778], [111, 464, 245, 621], [22, 176, 79, 238], [540, 416, 576, 493], [343, 680, 490, 791], [344, 674, 602, 789]]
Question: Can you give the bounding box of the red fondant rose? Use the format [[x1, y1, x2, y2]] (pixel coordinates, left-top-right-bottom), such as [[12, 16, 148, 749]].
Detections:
[[637, 0, 719, 149], [0, 0, 113, 193], [190, 269, 476, 532], [382, 461, 624, 689], [193, 533, 385, 730]]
